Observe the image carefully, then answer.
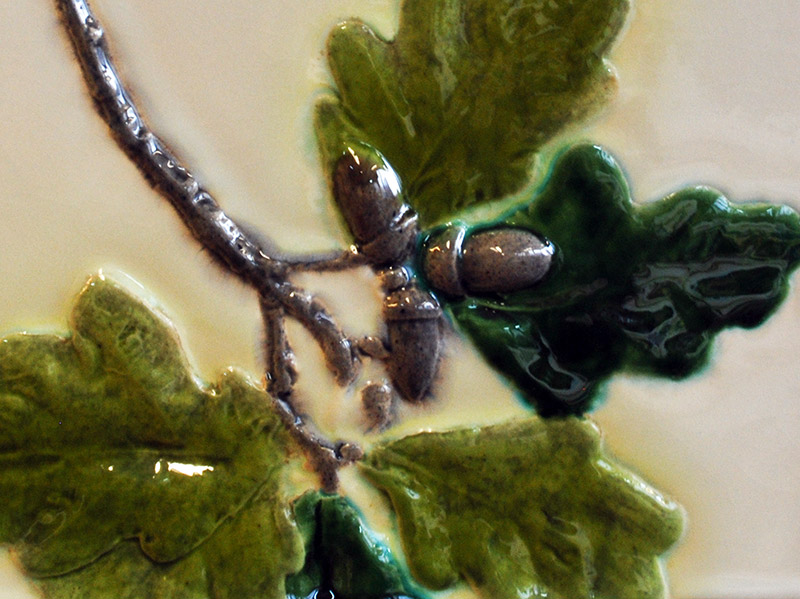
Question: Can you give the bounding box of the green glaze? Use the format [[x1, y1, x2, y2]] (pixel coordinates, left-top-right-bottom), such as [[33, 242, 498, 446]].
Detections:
[[316, 0, 629, 225], [36, 486, 302, 599], [442, 144, 800, 415], [362, 417, 684, 599], [0, 275, 305, 598], [287, 491, 425, 599]]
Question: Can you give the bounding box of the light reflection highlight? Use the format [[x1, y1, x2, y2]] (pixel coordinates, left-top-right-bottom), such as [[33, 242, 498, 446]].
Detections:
[[168, 462, 215, 477], [153, 460, 215, 477]]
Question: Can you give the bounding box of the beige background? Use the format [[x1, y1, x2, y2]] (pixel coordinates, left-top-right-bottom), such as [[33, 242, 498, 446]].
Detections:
[[1, 2, 799, 598]]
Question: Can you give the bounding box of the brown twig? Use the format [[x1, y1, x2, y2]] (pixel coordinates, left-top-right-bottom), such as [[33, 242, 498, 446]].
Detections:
[[55, 0, 363, 488]]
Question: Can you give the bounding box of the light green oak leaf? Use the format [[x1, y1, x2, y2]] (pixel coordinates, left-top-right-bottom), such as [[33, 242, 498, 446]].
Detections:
[[361, 417, 683, 599], [316, 0, 630, 224], [0, 274, 305, 599]]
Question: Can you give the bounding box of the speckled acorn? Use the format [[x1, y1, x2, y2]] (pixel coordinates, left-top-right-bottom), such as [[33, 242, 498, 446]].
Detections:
[[423, 226, 554, 297], [332, 144, 445, 405], [382, 285, 443, 402], [332, 145, 419, 266]]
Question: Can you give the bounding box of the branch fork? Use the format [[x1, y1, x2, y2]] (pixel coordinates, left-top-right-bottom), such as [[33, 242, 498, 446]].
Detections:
[[57, 0, 371, 490]]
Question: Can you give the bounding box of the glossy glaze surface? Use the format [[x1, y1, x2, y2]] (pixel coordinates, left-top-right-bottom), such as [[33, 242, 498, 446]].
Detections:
[[6, 272, 688, 599], [287, 492, 424, 599], [363, 417, 683, 598], [0, 276, 304, 598], [316, 0, 629, 225], [1, 2, 800, 598], [447, 144, 800, 415]]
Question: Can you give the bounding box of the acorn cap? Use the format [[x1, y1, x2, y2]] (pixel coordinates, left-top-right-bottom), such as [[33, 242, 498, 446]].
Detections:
[[382, 287, 442, 321], [422, 226, 467, 298]]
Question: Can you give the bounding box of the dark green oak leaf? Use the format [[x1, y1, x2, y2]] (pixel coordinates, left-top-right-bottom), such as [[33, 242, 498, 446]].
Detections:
[[0, 274, 305, 598], [444, 144, 800, 415], [316, 0, 630, 225], [286, 492, 425, 599], [361, 417, 684, 599]]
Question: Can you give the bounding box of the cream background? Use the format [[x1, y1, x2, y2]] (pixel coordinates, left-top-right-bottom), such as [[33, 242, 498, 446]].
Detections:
[[1, 1, 799, 598]]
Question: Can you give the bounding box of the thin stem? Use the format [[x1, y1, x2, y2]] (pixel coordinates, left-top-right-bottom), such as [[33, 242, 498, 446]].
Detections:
[[55, 0, 363, 486], [271, 397, 363, 493], [261, 298, 361, 493], [260, 299, 296, 398], [283, 247, 368, 273], [268, 281, 359, 386]]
